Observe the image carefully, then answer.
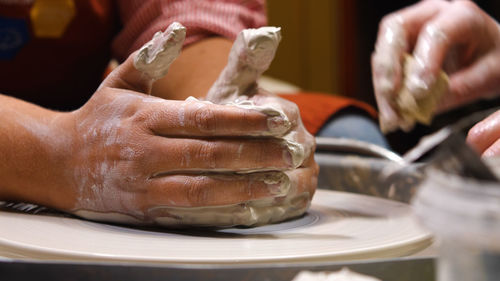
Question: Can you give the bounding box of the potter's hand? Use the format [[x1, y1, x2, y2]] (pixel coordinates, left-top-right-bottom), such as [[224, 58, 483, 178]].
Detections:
[[147, 91, 318, 227], [372, 0, 500, 132], [65, 46, 300, 225], [246, 90, 318, 198], [55, 23, 303, 226]]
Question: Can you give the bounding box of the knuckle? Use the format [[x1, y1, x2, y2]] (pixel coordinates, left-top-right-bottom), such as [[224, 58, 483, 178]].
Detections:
[[466, 126, 481, 143], [455, 0, 478, 12], [288, 101, 300, 116], [120, 145, 143, 162], [281, 100, 300, 123], [379, 15, 390, 29], [113, 164, 144, 192], [132, 107, 164, 132], [131, 109, 149, 125], [454, 1, 482, 24], [193, 107, 217, 133], [453, 80, 472, 98], [196, 142, 218, 169], [379, 13, 397, 30]]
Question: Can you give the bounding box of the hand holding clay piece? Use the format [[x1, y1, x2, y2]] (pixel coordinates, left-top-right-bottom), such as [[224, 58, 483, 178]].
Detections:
[[372, 0, 500, 133], [394, 54, 449, 131]]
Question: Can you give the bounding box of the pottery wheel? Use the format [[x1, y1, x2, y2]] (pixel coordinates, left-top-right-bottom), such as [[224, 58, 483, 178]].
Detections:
[[0, 190, 431, 264]]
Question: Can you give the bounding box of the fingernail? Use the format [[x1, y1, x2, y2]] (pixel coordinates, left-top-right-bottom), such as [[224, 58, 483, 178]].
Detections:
[[255, 172, 290, 196], [268, 115, 291, 135], [267, 183, 289, 196], [267, 179, 290, 196], [283, 140, 306, 168]]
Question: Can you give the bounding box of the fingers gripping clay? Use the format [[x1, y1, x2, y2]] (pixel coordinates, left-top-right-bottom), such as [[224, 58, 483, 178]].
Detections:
[[394, 54, 449, 131], [75, 171, 301, 228], [150, 172, 311, 228], [201, 26, 313, 227], [74, 24, 312, 228], [207, 26, 307, 166]]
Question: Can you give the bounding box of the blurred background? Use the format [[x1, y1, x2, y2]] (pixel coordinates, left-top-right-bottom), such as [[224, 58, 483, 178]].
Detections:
[[265, 0, 500, 106]]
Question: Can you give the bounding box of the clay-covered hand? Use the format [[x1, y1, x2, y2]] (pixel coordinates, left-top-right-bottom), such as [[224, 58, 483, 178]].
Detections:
[[58, 48, 304, 226], [228, 89, 318, 226], [372, 0, 500, 132], [200, 26, 318, 227], [151, 90, 319, 227], [37, 23, 308, 227]]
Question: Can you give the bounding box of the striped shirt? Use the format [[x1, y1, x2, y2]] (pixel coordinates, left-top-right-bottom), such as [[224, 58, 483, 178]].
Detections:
[[113, 0, 267, 61]]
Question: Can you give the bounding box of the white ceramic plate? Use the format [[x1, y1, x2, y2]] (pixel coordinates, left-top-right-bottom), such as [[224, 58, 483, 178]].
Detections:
[[0, 190, 431, 264]]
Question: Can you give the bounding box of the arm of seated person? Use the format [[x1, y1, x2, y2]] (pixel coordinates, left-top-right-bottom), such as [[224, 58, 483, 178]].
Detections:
[[151, 37, 233, 100]]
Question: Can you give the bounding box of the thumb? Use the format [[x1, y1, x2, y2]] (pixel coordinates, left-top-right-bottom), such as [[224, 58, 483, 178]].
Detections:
[[101, 22, 186, 94]]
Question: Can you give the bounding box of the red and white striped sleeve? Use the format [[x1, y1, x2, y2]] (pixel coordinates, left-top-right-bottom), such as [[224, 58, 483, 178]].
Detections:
[[112, 0, 267, 62]]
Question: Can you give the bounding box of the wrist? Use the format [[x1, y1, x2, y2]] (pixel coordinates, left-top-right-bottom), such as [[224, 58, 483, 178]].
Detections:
[[0, 96, 76, 210]]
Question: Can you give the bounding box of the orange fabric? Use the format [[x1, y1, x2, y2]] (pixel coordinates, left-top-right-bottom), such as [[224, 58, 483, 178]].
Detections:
[[279, 92, 378, 135]]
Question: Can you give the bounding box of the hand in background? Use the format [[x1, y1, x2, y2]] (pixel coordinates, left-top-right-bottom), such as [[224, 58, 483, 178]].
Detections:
[[372, 0, 500, 132]]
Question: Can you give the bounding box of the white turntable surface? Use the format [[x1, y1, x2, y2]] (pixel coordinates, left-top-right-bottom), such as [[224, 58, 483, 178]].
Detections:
[[0, 190, 431, 264]]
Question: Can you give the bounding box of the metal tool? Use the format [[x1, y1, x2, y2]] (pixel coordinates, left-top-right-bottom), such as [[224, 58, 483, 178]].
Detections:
[[316, 107, 500, 203], [402, 108, 499, 181], [316, 137, 404, 164]]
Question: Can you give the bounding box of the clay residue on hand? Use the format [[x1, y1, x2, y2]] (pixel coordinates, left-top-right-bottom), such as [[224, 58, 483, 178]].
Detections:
[[194, 26, 310, 227], [205, 26, 307, 168], [133, 22, 186, 81], [72, 25, 312, 228], [148, 192, 311, 228], [229, 98, 307, 169], [206, 27, 282, 103]]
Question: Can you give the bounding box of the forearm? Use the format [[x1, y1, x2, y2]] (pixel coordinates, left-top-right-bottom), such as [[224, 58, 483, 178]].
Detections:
[[151, 37, 233, 100], [0, 94, 74, 209]]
